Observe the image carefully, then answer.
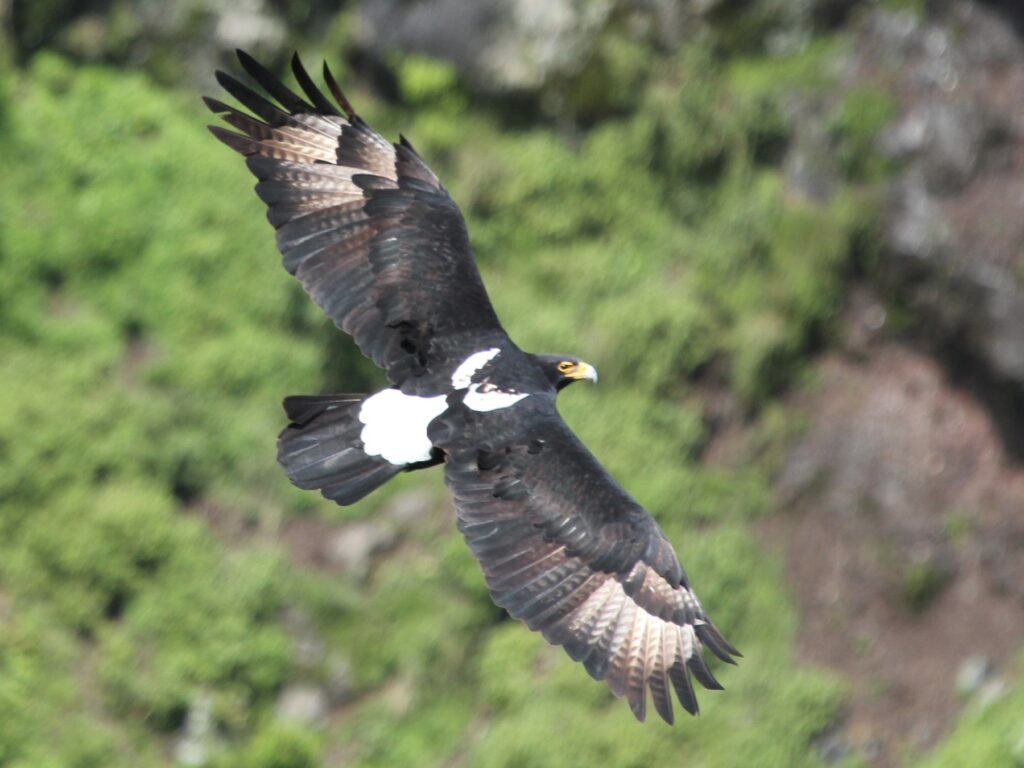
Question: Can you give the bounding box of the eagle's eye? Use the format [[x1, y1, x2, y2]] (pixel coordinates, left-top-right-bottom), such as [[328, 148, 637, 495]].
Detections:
[[557, 361, 575, 373]]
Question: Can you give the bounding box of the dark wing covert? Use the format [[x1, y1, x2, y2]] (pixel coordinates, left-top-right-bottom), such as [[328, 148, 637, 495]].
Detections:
[[206, 50, 504, 385], [438, 400, 740, 724]]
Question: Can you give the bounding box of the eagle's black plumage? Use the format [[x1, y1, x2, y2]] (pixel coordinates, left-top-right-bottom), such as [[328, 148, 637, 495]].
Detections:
[[208, 50, 502, 387], [207, 50, 739, 724]]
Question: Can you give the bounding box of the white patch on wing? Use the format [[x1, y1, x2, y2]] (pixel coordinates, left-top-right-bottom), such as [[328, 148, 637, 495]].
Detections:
[[451, 348, 501, 389], [358, 389, 448, 465], [463, 383, 529, 412]]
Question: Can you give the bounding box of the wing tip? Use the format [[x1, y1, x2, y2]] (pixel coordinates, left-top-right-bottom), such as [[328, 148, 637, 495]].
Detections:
[[686, 654, 723, 691], [695, 622, 741, 664], [653, 700, 675, 725], [213, 69, 235, 90], [323, 59, 359, 120], [628, 694, 648, 723], [291, 51, 341, 116], [206, 124, 256, 155], [235, 47, 257, 70], [669, 663, 699, 717], [202, 95, 229, 115]]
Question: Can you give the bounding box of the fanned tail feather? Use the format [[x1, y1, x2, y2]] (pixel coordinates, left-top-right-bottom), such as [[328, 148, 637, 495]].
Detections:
[[277, 394, 401, 505]]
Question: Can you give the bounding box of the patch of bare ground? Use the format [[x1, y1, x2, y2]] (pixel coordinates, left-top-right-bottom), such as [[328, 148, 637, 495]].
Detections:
[[275, 490, 451, 577], [755, 333, 1024, 766], [191, 486, 452, 591]]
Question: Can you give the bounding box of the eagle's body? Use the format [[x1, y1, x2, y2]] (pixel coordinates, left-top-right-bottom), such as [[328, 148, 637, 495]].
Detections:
[[207, 51, 739, 724]]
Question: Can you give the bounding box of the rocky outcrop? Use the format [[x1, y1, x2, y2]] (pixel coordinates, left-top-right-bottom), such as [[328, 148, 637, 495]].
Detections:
[[763, 6, 1024, 763], [11, 0, 287, 84], [352, 0, 679, 98], [765, 337, 1024, 764], [355, 0, 612, 94], [853, 3, 1024, 409], [351, 0, 875, 100]]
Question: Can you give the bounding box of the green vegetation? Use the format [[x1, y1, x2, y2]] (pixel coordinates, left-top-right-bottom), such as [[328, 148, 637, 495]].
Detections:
[[914, 654, 1024, 768], [898, 557, 954, 613], [2, 7, 1017, 766], [831, 85, 897, 181]]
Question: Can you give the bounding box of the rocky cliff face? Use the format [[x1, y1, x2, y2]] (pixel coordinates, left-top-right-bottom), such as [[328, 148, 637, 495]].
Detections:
[[864, 2, 1024, 417], [765, 3, 1024, 764]]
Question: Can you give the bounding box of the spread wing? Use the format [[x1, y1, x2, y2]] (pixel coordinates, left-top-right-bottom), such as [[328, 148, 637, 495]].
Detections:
[[440, 401, 740, 724], [206, 51, 505, 385]]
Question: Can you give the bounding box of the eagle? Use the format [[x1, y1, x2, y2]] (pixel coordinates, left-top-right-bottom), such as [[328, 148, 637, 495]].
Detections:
[[206, 50, 739, 724]]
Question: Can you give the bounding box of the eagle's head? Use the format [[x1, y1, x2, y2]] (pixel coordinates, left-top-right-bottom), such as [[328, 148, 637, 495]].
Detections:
[[534, 354, 599, 391]]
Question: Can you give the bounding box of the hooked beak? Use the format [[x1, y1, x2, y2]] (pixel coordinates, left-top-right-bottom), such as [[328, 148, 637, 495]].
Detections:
[[570, 361, 599, 383]]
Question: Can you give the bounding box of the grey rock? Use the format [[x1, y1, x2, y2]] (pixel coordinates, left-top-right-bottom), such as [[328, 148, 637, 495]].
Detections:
[[212, 0, 286, 53], [477, 0, 615, 92], [955, 654, 993, 697], [975, 677, 1009, 709], [952, 649, 1007, 710], [291, 631, 327, 671], [852, 3, 1024, 397], [385, 490, 436, 527], [381, 674, 416, 715], [978, 520, 1024, 601], [865, 8, 920, 51], [885, 170, 951, 262], [324, 520, 397, 579], [282, 607, 327, 670], [978, 280, 1024, 384], [354, 0, 504, 82], [918, 101, 992, 195], [783, 99, 839, 202], [355, 0, 638, 95], [956, 2, 1024, 66], [325, 654, 356, 706], [173, 692, 218, 767], [51, 0, 286, 88], [814, 726, 853, 764], [275, 684, 329, 727], [880, 108, 930, 159]]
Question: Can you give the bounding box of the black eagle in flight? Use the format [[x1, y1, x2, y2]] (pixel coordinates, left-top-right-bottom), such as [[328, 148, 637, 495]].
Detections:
[[206, 50, 739, 724]]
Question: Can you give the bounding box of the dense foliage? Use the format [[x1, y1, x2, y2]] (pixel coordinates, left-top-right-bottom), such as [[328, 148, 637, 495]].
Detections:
[[1, 8, 1019, 766]]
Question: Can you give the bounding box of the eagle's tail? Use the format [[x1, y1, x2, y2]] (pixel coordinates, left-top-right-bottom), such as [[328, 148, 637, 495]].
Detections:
[[277, 393, 403, 506]]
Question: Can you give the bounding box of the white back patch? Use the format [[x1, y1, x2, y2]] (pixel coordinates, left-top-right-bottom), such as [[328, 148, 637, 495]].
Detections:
[[358, 389, 448, 465], [463, 383, 529, 412], [451, 348, 501, 389]]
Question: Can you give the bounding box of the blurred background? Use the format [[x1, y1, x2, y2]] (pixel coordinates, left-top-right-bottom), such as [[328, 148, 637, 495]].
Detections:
[[2, 0, 1023, 765]]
